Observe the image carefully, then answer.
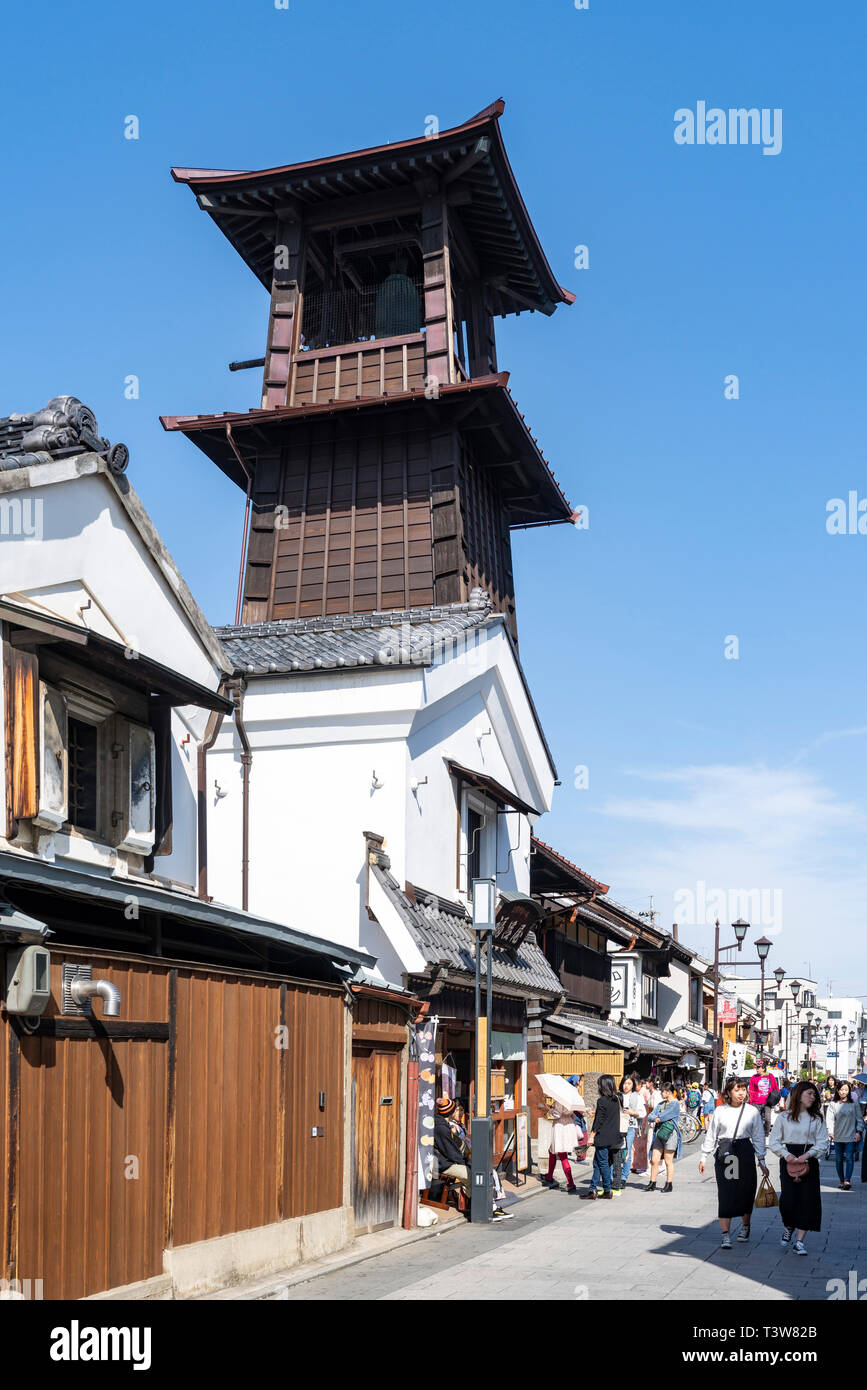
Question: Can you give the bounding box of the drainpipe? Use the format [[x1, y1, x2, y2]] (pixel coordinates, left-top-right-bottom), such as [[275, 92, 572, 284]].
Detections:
[[197, 693, 228, 901], [230, 680, 252, 912], [225, 422, 253, 625], [402, 1000, 429, 1231]]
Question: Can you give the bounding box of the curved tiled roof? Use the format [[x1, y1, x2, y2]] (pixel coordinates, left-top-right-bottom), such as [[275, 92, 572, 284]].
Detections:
[[214, 589, 495, 676], [0, 396, 128, 474], [373, 862, 561, 998]]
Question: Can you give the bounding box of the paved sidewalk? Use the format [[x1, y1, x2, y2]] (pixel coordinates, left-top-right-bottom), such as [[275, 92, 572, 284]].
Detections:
[[281, 1153, 867, 1301]]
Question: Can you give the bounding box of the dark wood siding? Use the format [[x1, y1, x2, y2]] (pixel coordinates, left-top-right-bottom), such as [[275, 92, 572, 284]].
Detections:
[[241, 412, 518, 636], [543, 934, 612, 1012], [459, 437, 516, 637], [16, 953, 168, 1300], [291, 336, 425, 408], [5, 945, 347, 1299]]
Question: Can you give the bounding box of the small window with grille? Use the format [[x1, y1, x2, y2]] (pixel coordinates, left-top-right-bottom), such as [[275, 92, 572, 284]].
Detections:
[[68, 716, 99, 831]]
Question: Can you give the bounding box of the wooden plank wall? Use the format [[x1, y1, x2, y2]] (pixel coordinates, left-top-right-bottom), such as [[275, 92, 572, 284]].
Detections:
[[459, 438, 516, 637], [291, 337, 425, 408], [172, 968, 281, 1246], [173, 971, 345, 1242], [247, 418, 437, 621], [16, 953, 168, 1300], [6, 947, 347, 1299]]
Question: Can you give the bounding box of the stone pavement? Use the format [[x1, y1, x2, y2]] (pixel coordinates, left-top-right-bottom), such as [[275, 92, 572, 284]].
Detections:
[[282, 1151, 867, 1301]]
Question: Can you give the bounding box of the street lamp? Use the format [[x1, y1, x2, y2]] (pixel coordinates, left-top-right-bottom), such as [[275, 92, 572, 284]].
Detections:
[[805, 1010, 815, 1079], [755, 936, 772, 1036], [470, 877, 496, 1224], [710, 919, 776, 1088]]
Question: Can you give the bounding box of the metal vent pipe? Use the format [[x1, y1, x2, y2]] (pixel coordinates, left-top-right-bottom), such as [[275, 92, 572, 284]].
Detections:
[[69, 977, 122, 1017]]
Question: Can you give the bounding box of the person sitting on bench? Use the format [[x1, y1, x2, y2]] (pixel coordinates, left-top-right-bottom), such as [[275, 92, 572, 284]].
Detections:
[[434, 1096, 470, 1195]]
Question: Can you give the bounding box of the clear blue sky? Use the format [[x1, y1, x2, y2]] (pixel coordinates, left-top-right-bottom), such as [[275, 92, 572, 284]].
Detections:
[[3, 1, 865, 998]]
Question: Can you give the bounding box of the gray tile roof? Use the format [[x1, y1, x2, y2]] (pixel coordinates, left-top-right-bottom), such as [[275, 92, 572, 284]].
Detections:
[[372, 862, 562, 998], [0, 396, 128, 474], [215, 588, 496, 675], [551, 1008, 684, 1058]]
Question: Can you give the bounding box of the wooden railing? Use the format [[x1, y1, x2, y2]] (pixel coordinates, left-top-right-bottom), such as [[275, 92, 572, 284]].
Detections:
[[290, 332, 426, 406]]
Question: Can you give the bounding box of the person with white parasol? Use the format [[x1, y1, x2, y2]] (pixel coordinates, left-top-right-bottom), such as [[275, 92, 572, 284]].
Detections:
[[537, 1074, 586, 1194]]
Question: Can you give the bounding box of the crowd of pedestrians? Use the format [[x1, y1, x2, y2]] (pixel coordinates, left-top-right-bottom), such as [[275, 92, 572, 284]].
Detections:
[[537, 1065, 867, 1252]]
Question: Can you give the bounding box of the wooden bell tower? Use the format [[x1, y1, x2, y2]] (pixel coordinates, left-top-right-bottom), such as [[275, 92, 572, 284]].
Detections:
[[163, 100, 576, 635]]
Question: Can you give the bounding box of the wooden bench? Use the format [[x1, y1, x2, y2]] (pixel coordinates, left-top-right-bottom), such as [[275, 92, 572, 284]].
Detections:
[[420, 1175, 465, 1212]]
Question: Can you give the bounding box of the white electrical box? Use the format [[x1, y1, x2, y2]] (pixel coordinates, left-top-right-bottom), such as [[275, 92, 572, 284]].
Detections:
[[5, 945, 51, 1015]]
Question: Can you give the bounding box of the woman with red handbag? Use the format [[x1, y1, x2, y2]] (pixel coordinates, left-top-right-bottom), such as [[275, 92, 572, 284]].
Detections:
[[768, 1081, 829, 1256]]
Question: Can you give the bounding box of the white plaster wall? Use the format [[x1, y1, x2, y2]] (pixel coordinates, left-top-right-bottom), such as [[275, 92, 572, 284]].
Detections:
[[0, 471, 219, 688], [206, 622, 556, 986], [0, 467, 224, 894], [657, 958, 690, 1031]]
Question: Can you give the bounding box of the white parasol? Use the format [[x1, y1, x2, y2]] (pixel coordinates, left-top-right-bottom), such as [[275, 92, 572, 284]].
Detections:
[[535, 1073, 587, 1111]]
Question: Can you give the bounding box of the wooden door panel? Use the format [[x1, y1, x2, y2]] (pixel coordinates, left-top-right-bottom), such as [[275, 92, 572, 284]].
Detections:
[[351, 1046, 401, 1233]]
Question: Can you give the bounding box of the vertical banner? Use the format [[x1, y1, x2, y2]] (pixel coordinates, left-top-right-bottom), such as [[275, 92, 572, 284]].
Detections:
[[415, 1016, 439, 1188]]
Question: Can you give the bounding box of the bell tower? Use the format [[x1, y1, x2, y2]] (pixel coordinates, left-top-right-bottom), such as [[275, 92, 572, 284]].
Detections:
[[163, 100, 575, 636]]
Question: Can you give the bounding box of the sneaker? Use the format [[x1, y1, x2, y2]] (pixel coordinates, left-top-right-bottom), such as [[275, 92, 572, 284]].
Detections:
[[792, 1240, 808, 1256], [599, 1191, 614, 1199], [595, 1187, 605, 1196], [492, 1207, 514, 1221], [539, 1176, 558, 1187], [565, 1185, 580, 1195], [578, 1190, 598, 1200], [611, 1188, 622, 1198], [720, 1233, 732, 1250], [780, 1227, 793, 1247], [736, 1226, 750, 1242]]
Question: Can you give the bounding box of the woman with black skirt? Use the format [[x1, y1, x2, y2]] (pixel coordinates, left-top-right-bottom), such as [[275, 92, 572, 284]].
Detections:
[[699, 1076, 768, 1249], [768, 1080, 829, 1256]]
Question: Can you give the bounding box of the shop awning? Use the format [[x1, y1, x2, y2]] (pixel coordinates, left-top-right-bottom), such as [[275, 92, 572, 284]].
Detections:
[[491, 1030, 524, 1062]]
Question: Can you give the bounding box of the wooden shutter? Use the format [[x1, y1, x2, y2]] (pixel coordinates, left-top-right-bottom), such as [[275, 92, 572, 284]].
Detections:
[[150, 704, 173, 857], [34, 681, 68, 830], [4, 642, 39, 832], [112, 717, 156, 854]]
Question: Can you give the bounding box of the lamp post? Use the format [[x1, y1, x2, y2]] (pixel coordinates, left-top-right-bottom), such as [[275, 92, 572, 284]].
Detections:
[[773, 966, 785, 1061], [755, 936, 772, 1034], [805, 1010, 814, 1079], [788, 980, 801, 1075], [470, 877, 496, 1224], [711, 919, 774, 1089], [711, 917, 750, 1089]]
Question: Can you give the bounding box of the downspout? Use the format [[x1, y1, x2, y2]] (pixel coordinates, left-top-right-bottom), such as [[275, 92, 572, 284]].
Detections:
[[402, 1001, 428, 1231], [225, 422, 253, 625], [197, 691, 228, 901], [230, 680, 252, 912]]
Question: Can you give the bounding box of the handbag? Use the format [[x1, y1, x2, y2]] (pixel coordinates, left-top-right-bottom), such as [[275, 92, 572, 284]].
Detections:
[[755, 1174, 778, 1208], [716, 1101, 746, 1160]]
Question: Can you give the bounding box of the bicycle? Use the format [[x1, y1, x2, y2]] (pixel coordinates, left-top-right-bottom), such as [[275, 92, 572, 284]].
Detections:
[[682, 1111, 700, 1143]]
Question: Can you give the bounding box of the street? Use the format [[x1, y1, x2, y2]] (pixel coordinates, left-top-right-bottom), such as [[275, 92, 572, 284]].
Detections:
[[283, 1153, 867, 1301]]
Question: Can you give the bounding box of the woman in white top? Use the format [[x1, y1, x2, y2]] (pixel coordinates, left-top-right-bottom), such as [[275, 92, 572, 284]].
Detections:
[[826, 1080, 864, 1190], [618, 1075, 647, 1186], [768, 1080, 829, 1255], [699, 1076, 768, 1248]]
